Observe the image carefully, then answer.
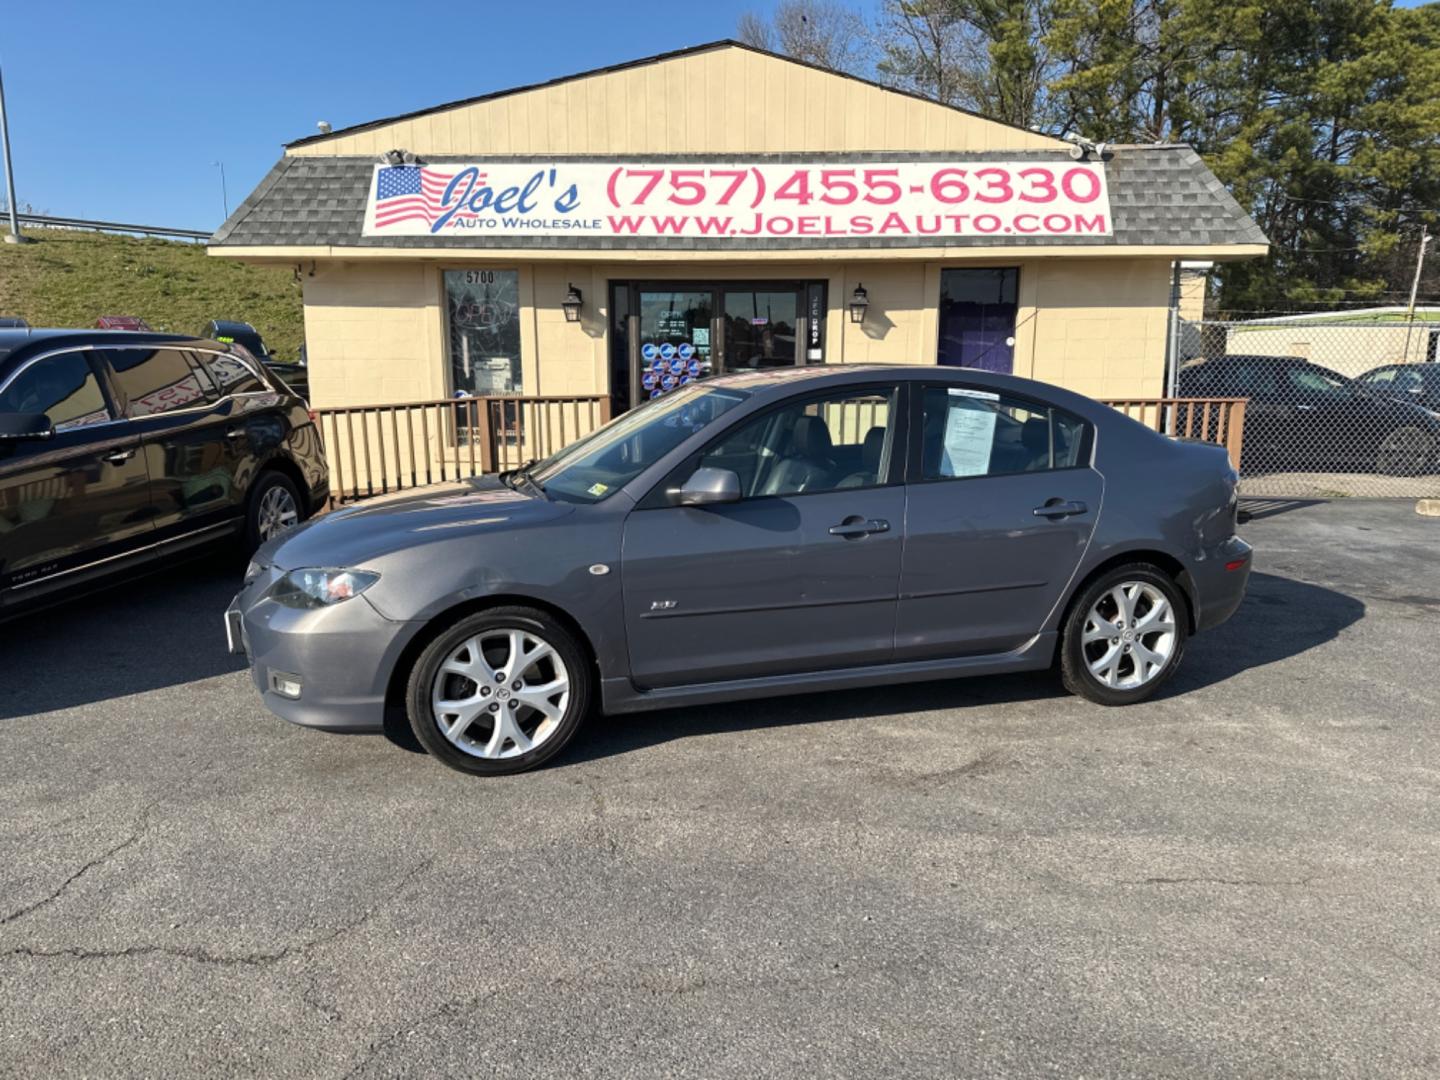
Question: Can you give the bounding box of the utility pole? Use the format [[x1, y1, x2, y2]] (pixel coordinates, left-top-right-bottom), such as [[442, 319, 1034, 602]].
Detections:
[[212, 161, 229, 220], [1403, 224, 1431, 362], [0, 63, 27, 244]]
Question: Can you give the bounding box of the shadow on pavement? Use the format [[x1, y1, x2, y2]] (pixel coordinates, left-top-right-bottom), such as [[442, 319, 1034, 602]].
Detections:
[[559, 571, 1364, 766], [0, 556, 247, 720]]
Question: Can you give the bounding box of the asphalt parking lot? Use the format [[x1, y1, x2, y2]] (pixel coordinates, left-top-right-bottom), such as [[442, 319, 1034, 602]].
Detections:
[[1, 499, 1437, 1079]]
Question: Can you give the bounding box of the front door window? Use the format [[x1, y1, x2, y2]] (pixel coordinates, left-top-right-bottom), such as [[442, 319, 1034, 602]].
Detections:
[[445, 269, 522, 396], [938, 268, 1019, 373]]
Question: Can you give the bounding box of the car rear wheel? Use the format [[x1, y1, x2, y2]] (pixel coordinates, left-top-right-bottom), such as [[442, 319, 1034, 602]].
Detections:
[[245, 471, 304, 552], [1060, 565, 1187, 706], [406, 606, 592, 776], [1375, 426, 1435, 477]]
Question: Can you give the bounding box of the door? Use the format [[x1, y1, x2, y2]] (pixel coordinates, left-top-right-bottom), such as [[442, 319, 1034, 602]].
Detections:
[[0, 349, 152, 599], [937, 268, 1019, 373], [720, 287, 801, 371], [635, 289, 715, 402], [102, 346, 249, 538], [896, 385, 1101, 659], [622, 383, 905, 688]]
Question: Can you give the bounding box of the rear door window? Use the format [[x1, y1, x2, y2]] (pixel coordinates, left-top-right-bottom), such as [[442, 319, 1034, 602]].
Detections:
[[919, 386, 1088, 479], [107, 348, 214, 416]]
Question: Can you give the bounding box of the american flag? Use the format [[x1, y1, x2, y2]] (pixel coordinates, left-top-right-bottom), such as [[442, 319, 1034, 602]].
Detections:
[[372, 165, 464, 229]]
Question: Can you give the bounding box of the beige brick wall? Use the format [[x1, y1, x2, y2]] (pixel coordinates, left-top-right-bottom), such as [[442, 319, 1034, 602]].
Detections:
[[302, 261, 446, 408], [1019, 258, 1173, 399], [301, 255, 1175, 409]]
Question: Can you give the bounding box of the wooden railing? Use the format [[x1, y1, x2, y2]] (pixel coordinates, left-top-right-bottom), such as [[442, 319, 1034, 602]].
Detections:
[[315, 392, 1248, 506], [1101, 397, 1248, 470], [315, 394, 610, 504]]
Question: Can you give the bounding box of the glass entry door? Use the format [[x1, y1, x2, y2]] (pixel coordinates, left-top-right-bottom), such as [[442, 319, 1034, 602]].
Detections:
[[617, 281, 819, 409], [636, 289, 714, 402]]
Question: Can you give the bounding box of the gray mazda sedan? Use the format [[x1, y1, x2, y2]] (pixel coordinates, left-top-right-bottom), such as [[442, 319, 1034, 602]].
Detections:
[[227, 365, 1251, 776]]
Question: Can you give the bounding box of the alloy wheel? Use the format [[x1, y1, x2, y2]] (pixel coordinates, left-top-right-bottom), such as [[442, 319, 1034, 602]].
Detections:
[[1081, 582, 1177, 690], [257, 485, 299, 541], [431, 628, 571, 759]]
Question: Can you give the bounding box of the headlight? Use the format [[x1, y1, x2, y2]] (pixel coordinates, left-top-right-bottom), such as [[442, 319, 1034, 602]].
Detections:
[[270, 568, 380, 609]]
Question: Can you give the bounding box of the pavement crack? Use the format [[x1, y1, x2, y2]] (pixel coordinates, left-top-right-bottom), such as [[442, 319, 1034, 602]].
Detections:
[[1126, 874, 1324, 888], [0, 802, 159, 927], [2, 856, 433, 968], [583, 775, 622, 855]]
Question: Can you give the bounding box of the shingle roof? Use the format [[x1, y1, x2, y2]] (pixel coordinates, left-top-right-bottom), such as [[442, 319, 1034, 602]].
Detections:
[[210, 146, 1267, 252]]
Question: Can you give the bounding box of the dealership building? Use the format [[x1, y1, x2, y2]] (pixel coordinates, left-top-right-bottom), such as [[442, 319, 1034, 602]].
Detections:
[[210, 41, 1266, 412]]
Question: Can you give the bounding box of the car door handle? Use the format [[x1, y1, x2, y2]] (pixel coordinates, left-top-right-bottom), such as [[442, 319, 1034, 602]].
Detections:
[[1033, 499, 1088, 519], [829, 517, 890, 538], [102, 448, 136, 464]]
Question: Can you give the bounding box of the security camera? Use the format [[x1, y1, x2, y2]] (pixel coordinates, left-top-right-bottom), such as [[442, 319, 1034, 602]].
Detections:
[[1068, 142, 1086, 161], [316, 120, 332, 134]]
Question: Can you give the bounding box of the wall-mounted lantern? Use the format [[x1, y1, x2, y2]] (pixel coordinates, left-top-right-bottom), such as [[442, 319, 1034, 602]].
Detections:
[[848, 283, 869, 324], [561, 283, 584, 323]]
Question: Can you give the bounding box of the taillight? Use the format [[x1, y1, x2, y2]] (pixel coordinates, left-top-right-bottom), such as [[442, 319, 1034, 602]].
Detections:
[[1225, 557, 1248, 572]]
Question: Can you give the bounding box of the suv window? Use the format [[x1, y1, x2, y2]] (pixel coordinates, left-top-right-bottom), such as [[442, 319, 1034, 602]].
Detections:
[[196, 349, 266, 396], [107, 348, 213, 416], [0, 351, 111, 432], [920, 386, 1087, 479], [1288, 365, 1348, 397], [694, 385, 898, 498]]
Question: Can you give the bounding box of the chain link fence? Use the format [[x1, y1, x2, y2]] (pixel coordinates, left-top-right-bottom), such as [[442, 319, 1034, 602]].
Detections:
[[1175, 317, 1440, 498]]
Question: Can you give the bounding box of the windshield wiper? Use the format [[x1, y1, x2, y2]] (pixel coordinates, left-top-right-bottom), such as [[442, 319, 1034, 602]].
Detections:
[[502, 459, 547, 499]]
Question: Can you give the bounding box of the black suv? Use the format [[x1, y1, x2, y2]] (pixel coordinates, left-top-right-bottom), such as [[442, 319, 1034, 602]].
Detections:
[[0, 330, 328, 616]]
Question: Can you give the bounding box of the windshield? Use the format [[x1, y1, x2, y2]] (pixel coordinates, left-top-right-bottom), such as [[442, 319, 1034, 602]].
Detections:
[[531, 384, 749, 503]]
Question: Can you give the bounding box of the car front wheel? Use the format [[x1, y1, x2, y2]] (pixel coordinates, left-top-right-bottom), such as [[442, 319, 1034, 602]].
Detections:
[[1060, 565, 1188, 706], [406, 606, 592, 776]]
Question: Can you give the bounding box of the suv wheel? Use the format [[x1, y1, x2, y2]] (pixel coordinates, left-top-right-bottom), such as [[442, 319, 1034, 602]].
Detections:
[[407, 606, 593, 776], [1060, 565, 1188, 706], [245, 471, 304, 552]]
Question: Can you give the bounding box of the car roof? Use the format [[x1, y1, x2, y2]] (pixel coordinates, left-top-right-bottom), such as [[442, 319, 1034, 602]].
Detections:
[[702, 363, 1106, 417], [0, 328, 204, 367]]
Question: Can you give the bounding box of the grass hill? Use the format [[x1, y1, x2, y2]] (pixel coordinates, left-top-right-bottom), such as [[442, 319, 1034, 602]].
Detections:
[[0, 228, 304, 359]]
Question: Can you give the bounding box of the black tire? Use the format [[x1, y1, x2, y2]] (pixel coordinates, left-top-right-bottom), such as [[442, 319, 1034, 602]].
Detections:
[[406, 606, 593, 776], [244, 470, 306, 553], [1375, 426, 1435, 477], [1059, 564, 1188, 706]]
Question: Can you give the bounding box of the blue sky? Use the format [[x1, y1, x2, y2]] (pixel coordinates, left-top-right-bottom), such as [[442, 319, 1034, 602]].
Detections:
[[1, 0, 1433, 231]]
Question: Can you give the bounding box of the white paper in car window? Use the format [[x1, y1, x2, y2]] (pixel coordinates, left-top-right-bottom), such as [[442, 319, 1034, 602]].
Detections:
[[942, 389, 1000, 477]]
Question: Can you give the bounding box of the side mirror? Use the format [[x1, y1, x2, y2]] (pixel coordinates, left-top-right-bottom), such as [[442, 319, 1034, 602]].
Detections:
[[672, 466, 741, 507], [0, 413, 55, 441]]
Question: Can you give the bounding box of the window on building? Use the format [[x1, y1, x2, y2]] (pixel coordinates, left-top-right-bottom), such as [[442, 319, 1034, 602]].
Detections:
[[0, 351, 111, 432], [920, 385, 1087, 479], [445, 269, 522, 396]]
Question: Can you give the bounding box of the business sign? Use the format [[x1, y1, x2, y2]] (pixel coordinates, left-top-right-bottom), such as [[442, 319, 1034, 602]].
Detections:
[[361, 161, 1112, 240]]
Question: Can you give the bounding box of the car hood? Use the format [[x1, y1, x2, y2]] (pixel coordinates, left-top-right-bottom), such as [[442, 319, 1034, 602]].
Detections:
[[263, 476, 575, 570]]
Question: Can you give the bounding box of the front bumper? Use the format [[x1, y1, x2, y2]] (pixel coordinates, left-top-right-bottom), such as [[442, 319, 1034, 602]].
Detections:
[[225, 568, 422, 733]]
